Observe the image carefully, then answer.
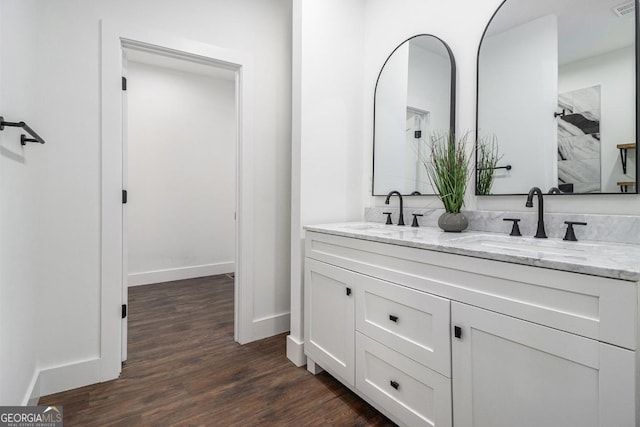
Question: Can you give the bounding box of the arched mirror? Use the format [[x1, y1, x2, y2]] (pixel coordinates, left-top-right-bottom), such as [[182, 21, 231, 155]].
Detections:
[[373, 34, 456, 196], [477, 0, 638, 195]]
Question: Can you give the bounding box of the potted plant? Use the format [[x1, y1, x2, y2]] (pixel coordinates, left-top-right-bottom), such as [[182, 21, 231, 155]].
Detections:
[[422, 130, 472, 232], [476, 134, 502, 195]]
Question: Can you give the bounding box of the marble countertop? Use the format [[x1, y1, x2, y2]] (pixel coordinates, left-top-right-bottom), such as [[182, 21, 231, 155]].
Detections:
[[304, 222, 640, 282]]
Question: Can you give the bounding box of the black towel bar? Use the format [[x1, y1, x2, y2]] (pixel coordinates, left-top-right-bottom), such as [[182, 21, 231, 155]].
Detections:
[[0, 116, 46, 145]]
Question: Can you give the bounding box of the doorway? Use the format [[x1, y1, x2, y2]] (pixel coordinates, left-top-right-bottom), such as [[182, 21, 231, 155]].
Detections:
[[121, 49, 237, 361], [101, 22, 255, 381], [406, 107, 430, 193]]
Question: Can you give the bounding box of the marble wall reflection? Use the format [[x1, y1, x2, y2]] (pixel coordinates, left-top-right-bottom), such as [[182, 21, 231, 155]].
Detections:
[[557, 85, 601, 193]]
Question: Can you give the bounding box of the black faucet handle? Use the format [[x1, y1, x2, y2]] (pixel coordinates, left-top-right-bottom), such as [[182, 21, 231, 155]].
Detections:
[[383, 212, 393, 225], [411, 213, 423, 227], [563, 221, 587, 242], [503, 218, 522, 236]]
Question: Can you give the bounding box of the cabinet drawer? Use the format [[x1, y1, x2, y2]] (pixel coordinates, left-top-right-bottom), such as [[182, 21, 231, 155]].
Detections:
[[356, 332, 452, 427], [356, 274, 451, 377]]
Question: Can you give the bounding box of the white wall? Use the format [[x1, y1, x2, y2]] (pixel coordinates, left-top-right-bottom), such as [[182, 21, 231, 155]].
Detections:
[[126, 61, 235, 286], [0, 0, 41, 405], [559, 46, 636, 193], [288, 0, 366, 365], [479, 15, 558, 194], [0, 0, 291, 402]]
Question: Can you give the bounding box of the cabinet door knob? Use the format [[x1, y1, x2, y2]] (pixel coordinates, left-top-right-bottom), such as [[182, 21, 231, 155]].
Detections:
[[454, 325, 462, 339], [390, 380, 400, 390], [389, 314, 399, 323], [346, 287, 351, 296]]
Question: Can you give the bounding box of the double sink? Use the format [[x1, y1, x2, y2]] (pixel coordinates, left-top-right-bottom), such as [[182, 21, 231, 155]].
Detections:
[[307, 221, 640, 281], [337, 222, 595, 261]]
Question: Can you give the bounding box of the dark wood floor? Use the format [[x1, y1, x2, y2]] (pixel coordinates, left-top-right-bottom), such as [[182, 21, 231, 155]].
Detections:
[[40, 275, 395, 426]]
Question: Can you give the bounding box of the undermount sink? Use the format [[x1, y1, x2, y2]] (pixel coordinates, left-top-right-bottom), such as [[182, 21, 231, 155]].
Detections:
[[338, 223, 402, 234], [341, 223, 391, 231], [448, 234, 594, 260]]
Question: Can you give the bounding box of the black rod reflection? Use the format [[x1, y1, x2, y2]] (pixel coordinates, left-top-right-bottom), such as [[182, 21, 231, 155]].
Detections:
[[477, 164, 511, 171]]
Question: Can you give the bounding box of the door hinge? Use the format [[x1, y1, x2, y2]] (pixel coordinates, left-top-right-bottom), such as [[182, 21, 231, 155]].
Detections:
[[122, 304, 127, 319], [122, 76, 127, 91], [122, 190, 128, 204]]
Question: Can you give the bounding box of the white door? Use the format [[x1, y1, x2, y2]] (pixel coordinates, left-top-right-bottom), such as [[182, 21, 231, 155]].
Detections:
[[121, 52, 129, 362], [304, 259, 355, 387], [451, 301, 635, 427], [406, 108, 430, 194]]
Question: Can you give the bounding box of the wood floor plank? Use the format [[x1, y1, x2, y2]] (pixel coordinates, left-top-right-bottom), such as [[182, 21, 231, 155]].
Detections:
[[39, 275, 395, 426]]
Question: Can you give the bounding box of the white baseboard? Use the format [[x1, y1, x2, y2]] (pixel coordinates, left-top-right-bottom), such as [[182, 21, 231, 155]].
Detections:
[[251, 312, 290, 341], [128, 262, 235, 286], [22, 313, 290, 402], [23, 370, 41, 406], [286, 334, 306, 367], [38, 357, 102, 398]]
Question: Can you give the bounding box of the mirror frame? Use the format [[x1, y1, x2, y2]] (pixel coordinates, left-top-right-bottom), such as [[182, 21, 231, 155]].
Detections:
[[475, 0, 640, 196], [372, 34, 457, 196]]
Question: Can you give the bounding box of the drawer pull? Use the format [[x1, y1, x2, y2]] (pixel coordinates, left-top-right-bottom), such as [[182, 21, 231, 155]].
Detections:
[[389, 314, 399, 323], [390, 380, 400, 390], [454, 325, 462, 339]]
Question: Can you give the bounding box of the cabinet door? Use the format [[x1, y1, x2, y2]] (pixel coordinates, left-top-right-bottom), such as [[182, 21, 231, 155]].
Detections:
[[304, 259, 355, 386], [451, 302, 635, 427]]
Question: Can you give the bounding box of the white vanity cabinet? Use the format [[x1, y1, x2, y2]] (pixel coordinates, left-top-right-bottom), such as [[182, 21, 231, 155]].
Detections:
[[305, 257, 453, 426], [303, 229, 638, 427]]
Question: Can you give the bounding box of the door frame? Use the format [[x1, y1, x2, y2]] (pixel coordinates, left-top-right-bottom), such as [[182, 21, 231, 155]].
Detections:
[[100, 20, 255, 381]]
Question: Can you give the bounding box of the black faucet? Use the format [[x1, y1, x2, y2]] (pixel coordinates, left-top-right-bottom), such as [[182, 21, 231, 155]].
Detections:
[[548, 187, 562, 194], [525, 187, 547, 238], [385, 191, 405, 226]]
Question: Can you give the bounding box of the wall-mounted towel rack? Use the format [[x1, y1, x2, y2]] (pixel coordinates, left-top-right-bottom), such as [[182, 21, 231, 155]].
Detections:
[[0, 116, 46, 145]]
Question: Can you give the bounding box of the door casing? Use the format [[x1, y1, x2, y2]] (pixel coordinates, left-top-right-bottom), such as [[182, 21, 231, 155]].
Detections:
[[100, 20, 255, 381]]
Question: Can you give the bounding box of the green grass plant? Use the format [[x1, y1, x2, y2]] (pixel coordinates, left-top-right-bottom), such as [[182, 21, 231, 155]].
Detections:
[[422, 131, 472, 213], [476, 134, 502, 195]]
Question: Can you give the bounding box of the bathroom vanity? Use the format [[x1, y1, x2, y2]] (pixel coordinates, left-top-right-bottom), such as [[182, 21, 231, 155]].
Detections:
[[303, 223, 640, 427]]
